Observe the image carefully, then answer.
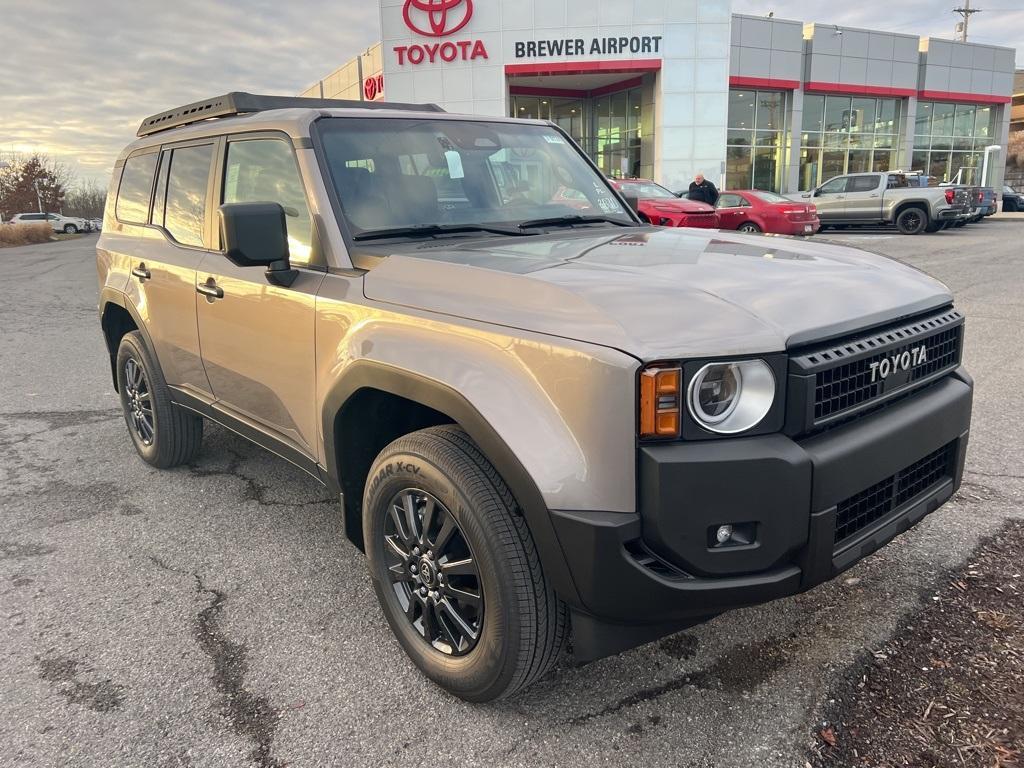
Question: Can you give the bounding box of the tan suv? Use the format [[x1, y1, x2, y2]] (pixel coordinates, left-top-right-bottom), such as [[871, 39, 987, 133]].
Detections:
[[98, 93, 973, 701]]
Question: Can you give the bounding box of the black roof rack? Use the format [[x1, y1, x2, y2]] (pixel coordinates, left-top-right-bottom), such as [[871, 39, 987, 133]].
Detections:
[[136, 91, 445, 137]]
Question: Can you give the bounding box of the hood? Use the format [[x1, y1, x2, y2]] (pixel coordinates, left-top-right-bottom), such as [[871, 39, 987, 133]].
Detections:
[[362, 228, 953, 361]]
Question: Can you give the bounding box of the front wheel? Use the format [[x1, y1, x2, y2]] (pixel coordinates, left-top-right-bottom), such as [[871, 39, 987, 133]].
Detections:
[[737, 221, 761, 233], [364, 425, 567, 702], [895, 207, 927, 235]]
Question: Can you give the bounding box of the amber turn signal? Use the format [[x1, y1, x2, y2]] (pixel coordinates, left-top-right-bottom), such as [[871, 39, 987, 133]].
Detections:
[[639, 366, 682, 438]]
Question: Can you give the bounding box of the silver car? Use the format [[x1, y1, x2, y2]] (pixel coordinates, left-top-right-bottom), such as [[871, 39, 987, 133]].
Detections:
[[96, 93, 973, 701]]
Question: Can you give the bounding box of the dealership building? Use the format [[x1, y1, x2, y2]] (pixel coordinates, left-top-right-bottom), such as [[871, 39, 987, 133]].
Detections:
[[301, 0, 1018, 195]]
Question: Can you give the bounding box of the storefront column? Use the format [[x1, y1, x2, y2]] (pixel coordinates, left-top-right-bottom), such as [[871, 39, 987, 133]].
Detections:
[[785, 88, 804, 193], [901, 98, 918, 172]]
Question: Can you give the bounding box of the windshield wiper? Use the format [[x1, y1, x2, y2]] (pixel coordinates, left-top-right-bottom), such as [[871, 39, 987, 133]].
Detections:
[[352, 223, 528, 241], [517, 215, 635, 230]]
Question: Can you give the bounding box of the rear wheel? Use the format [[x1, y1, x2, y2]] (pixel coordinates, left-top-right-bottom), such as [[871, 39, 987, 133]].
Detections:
[[63, 224, 77, 234], [364, 425, 567, 702], [737, 221, 761, 233], [116, 331, 203, 468], [895, 207, 927, 235]]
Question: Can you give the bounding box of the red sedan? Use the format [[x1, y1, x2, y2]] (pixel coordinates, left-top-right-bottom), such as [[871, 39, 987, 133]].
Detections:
[[611, 179, 719, 228], [716, 190, 820, 236]]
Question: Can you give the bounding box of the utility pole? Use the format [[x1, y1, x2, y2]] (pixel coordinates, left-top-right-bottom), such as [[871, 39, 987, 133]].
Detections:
[[952, 0, 982, 42]]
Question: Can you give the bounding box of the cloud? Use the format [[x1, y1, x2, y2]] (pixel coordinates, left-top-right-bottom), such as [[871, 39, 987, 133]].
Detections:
[[0, 0, 380, 187], [1, 1, 1019, 190]]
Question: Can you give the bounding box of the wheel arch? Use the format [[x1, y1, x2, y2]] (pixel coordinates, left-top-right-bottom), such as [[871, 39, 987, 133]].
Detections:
[[321, 360, 582, 606], [893, 200, 929, 221], [100, 289, 152, 392]]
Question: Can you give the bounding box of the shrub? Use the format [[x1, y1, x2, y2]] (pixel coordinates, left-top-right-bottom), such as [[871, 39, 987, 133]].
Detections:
[[0, 222, 53, 247]]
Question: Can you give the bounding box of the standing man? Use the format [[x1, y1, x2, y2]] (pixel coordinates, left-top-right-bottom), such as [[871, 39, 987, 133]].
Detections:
[[687, 173, 719, 206]]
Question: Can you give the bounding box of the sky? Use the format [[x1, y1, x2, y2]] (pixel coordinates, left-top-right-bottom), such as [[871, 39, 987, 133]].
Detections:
[[0, 0, 1020, 189]]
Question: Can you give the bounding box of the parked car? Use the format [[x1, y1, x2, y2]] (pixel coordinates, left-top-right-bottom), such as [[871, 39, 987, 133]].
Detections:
[[1003, 185, 1022, 212], [971, 187, 997, 221], [88, 218, 103, 232], [610, 179, 718, 228], [97, 92, 973, 701], [8, 212, 88, 233], [716, 190, 819, 235], [792, 172, 969, 234]]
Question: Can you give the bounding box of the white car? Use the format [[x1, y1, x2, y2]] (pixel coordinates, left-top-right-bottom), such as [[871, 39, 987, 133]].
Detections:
[[8, 212, 88, 234]]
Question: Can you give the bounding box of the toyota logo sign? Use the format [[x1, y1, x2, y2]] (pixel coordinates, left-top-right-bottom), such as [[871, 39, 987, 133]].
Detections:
[[402, 0, 473, 37]]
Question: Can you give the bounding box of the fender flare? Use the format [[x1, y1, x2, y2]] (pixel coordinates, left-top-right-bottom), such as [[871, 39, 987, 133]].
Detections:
[[99, 288, 156, 389], [321, 360, 583, 607]]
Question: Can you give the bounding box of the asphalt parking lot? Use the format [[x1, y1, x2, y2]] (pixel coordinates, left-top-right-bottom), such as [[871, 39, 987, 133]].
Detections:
[[1, 225, 1022, 768]]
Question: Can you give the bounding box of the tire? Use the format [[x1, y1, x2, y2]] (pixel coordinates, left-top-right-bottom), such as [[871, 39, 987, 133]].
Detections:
[[738, 222, 761, 233], [63, 224, 77, 234], [895, 207, 927, 235], [116, 331, 203, 468], [363, 425, 567, 702]]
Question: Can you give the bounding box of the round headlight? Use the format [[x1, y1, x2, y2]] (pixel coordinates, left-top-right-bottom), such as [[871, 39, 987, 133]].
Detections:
[[687, 360, 775, 434]]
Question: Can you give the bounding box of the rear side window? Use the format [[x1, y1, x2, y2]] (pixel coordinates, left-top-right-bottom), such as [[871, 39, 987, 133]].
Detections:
[[163, 144, 214, 248], [223, 138, 313, 263], [116, 153, 158, 224], [847, 175, 881, 193]]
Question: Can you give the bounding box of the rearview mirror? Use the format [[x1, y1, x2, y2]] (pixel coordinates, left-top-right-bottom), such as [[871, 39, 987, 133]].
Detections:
[[218, 202, 298, 287]]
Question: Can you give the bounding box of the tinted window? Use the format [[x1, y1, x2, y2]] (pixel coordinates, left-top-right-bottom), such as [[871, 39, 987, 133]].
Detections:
[[223, 139, 313, 263], [717, 193, 747, 208], [164, 144, 214, 247], [116, 153, 158, 224], [819, 176, 848, 194], [847, 175, 881, 193]]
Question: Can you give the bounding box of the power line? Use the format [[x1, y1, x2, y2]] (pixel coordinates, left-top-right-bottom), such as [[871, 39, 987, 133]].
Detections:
[[952, 0, 983, 42]]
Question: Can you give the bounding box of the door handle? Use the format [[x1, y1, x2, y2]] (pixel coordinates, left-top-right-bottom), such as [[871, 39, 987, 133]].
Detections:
[[132, 264, 151, 281], [869, 193, 880, 198], [196, 279, 224, 300]]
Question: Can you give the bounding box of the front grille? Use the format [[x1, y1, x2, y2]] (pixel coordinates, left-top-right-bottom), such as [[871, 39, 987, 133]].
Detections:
[[791, 308, 964, 431], [833, 442, 955, 546]]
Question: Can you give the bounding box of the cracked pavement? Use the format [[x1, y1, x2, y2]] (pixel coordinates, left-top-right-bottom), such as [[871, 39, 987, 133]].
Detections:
[[1, 228, 1022, 767]]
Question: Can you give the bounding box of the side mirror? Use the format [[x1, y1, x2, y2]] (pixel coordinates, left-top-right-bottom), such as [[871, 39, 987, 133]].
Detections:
[[218, 202, 298, 287]]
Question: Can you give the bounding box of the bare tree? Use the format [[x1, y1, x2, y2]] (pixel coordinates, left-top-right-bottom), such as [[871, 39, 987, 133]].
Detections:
[[64, 179, 107, 219]]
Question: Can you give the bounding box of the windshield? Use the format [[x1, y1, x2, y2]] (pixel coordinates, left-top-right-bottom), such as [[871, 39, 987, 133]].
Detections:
[[617, 181, 675, 199], [317, 118, 631, 236]]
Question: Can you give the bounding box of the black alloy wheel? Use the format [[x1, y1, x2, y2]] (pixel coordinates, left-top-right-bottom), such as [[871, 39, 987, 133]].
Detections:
[[382, 488, 483, 656], [123, 357, 155, 446]]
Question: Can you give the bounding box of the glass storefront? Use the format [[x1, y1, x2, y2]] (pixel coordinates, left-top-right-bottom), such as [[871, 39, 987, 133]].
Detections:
[[912, 102, 996, 184], [510, 86, 648, 179], [727, 89, 787, 191], [799, 95, 902, 190]]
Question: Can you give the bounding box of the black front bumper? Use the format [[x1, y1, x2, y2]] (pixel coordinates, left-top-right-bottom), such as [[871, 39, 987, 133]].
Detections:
[[551, 369, 972, 659]]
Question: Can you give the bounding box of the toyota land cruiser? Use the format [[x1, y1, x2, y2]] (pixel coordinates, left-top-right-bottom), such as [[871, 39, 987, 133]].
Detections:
[[97, 93, 973, 702]]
